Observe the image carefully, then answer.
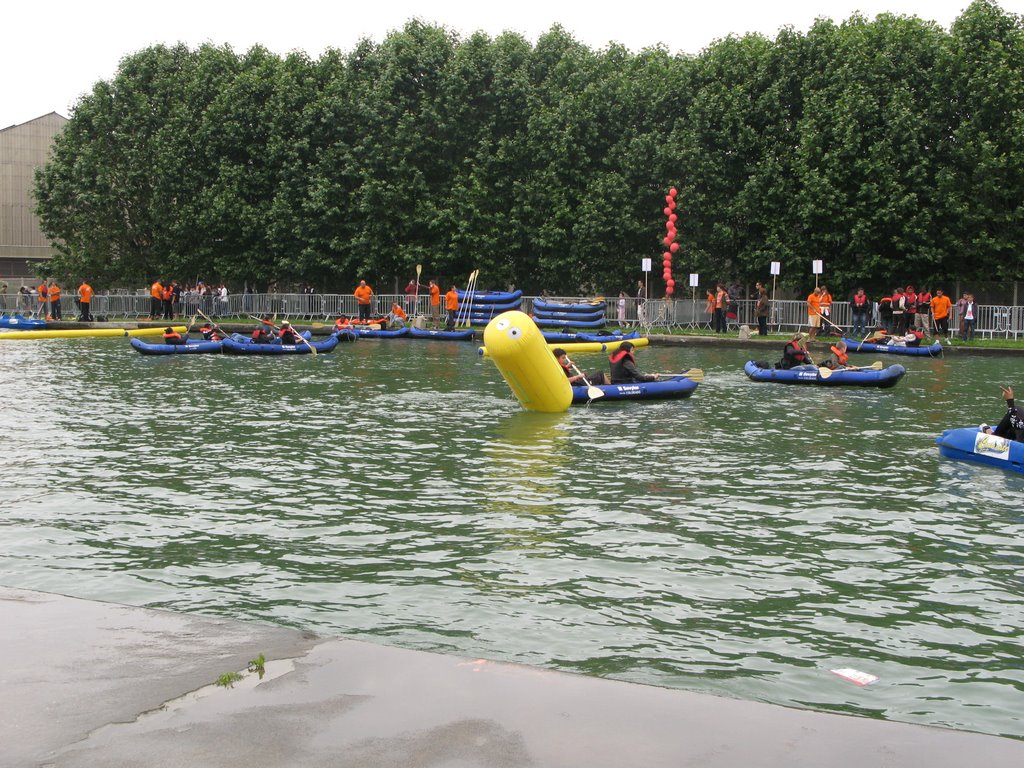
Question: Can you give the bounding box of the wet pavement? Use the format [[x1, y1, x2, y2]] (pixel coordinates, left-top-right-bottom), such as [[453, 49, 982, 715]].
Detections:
[[3, 586, 1022, 767]]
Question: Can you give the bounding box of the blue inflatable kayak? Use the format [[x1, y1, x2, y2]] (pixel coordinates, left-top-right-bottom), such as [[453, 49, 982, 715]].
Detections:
[[744, 361, 906, 388], [542, 330, 641, 343], [222, 332, 338, 354], [572, 375, 699, 403], [532, 298, 608, 313], [0, 313, 46, 329], [408, 327, 475, 340], [353, 327, 409, 338], [936, 427, 1024, 474], [456, 289, 523, 303], [532, 308, 606, 322], [841, 337, 943, 357], [533, 316, 606, 329], [130, 336, 231, 355]]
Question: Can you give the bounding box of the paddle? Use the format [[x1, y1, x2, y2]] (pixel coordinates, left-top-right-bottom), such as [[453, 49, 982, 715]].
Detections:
[[654, 368, 704, 383], [567, 357, 605, 400], [459, 269, 480, 328], [248, 314, 317, 355], [818, 361, 884, 379], [413, 264, 422, 316], [815, 311, 848, 338]]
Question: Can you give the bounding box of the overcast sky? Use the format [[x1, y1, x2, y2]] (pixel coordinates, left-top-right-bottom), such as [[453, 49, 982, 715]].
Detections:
[[2, 1, 1001, 129]]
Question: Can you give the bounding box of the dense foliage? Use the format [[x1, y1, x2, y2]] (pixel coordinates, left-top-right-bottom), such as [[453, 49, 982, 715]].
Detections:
[[34, 1, 1024, 295]]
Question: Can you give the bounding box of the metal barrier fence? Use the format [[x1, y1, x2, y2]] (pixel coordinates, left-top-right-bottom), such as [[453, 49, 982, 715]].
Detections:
[[1, 293, 1021, 339]]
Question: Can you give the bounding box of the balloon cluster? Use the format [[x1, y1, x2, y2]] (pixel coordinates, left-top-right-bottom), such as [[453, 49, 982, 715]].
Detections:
[[661, 187, 679, 296]]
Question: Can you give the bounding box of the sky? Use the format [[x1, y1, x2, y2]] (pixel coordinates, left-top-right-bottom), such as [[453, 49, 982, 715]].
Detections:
[[2, 0, 1007, 130]]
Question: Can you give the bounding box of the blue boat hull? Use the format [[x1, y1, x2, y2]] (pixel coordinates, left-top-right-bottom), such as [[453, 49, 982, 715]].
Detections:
[[353, 327, 409, 338], [936, 427, 1024, 474], [532, 308, 606, 322], [455, 299, 522, 314], [408, 327, 475, 340], [532, 298, 608, 313], [222, 333, 338, 354], [572, 375, 698, 403], [130, 337, 225, 355], [456, 289, 523, 304], [0, 314, 46, 329], [743, 361, 906, 388], [841, 337, 943, 356], [542, 330, 641, 343], [533, 316, 606, 329]]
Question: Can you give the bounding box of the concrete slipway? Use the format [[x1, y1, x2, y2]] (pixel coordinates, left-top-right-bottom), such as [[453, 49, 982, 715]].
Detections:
[[2, 586, 1021, 768]]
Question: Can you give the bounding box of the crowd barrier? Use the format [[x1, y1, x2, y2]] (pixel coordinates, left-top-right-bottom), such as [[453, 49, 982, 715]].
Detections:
[[1, 293, 1020, 339]]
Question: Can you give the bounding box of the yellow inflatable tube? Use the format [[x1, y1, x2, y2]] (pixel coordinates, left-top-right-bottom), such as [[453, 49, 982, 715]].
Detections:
[[482, 311, 572, 412], [478, 336, 648, 358], [0, 326, 185, 340]]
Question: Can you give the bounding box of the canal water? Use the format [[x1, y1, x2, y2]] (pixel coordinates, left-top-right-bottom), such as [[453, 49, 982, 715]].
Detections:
[[1, 336, 1021, 739]]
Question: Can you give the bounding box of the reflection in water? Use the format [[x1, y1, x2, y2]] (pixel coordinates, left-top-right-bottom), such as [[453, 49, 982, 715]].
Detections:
[[1, 338, 1022, 738]]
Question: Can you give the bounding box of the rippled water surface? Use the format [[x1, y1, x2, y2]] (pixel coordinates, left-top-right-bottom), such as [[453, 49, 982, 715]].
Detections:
[[2, 336, 1022, 738]]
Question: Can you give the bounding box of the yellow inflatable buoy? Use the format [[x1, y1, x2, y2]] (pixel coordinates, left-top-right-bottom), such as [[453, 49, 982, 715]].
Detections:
[[482, 311, 572, 413], [0, 326, 185, 341]]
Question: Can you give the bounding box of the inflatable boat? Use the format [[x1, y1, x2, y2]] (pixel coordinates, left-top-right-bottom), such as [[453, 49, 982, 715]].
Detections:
[[532, 308, 606, 322], [541, 330, 641, 343], [352, 326, 409, 338], [221, 332, 338, 354], [456, 289, 523, 303], [130, 336, 233, 355], [743, 360, 906, 388], [841, 337, 943, 357], [0, 314, 46, 330], [572, 375, 699, 404], [408, 327, 475, 340], [935, 427, 1024, 474], [532, 298, 607, 313], [533, 316, 606, 329]]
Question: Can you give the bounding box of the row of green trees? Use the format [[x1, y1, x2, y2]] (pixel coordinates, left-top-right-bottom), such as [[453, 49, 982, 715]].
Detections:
[[34, 1, 1024, 296]]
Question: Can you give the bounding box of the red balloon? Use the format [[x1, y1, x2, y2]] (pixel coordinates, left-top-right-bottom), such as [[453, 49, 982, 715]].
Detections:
[[663, 235, 672, 245], [665, 195, 673, 204], [667, 278, 676, 289], [663, 260, 672, 269], [663, 269, 672, 279], [668, 199, 676, 210], [669, 213, 677, 223], [669, 187, 678, 197], [665, 286, 675, 296], [669, 242, 680, 253]]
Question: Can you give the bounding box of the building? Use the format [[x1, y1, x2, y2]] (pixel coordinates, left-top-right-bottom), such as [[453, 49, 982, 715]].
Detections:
[[0, 112, 68, 281]]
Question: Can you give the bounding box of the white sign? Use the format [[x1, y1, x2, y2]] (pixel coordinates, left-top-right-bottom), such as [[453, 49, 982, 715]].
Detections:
[[812, 259, 823, 274], [689, 273, 699, 288], [770, 261, 781, 276], [642, 258, 652, 273]]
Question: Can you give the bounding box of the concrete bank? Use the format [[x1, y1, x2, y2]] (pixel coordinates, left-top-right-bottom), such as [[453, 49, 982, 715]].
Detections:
[[3, 587, 1022, 768]]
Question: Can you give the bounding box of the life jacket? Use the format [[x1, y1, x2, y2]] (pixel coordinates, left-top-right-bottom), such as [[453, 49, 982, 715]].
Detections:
[[828, 345, 849, 368], [558, 360, 573, 378], [334, 318, 351, 330], [163, 330, 182, 342], [780, 341, 809, 369], [162, 286, 173, 301], [853, 294, 868, 308], [252, 328, 271, 342], [279, 327, 299, 343]]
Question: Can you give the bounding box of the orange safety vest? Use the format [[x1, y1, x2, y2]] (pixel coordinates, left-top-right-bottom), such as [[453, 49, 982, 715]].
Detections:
[[829, 345, 849, 366], [78, 283, 93, 303], [354, 285, 373, 304], [430, 285, 440, 306], [445, 290, 459, 311], [151, 282, 163, 299], [163, 330, 182, 342]]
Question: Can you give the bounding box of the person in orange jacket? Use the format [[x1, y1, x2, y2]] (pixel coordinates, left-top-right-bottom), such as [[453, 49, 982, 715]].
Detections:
[[47, 280, 62, 320], [354, 280, 374, 322], [37, 280, 49, 319], [77, 280, 94, 322], [429, 280, 441, 327], [444, 285, 459, 329], [150, 279, 163, 319], [930, 289, 953, 338]]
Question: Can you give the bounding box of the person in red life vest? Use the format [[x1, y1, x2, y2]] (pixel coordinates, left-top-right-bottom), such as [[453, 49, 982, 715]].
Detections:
[[387, 302, 408, 328], [334, 315, 352, 331], [552, 348, 610, 386], [199, 322, 224, 341], [278, 320, 301, 344], [915, 287, 932, 336], [850, 288, 871, 338], [162, 326, 185, 345], [981, 386, 1024, 442], [609, 341, 659, 383], [779, 332, 814, 369], [252, 317, 275, 343], [823, 340, 851, 370], [890, 329, 924, 347]]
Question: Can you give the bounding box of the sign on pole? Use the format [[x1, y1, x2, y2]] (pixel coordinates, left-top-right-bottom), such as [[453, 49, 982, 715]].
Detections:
[[770, 261, 781, 276], [689, 273, 699, 288], [642, 258, 652, 273], [812, 260, 823, 274]]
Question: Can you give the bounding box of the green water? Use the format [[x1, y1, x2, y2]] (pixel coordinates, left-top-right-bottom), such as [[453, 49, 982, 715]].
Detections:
[[1, 337, 1022, 739]]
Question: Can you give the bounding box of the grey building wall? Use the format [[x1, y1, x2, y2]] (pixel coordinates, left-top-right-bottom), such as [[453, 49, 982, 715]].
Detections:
[[0, 112, 68, 279]]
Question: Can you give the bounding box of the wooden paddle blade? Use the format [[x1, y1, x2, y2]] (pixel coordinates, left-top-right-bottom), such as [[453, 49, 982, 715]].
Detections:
[[817, 366, 833, 379], [681, 368, 704, 383], [587, 386, 606, 399], [869, 360, 884, 369]]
